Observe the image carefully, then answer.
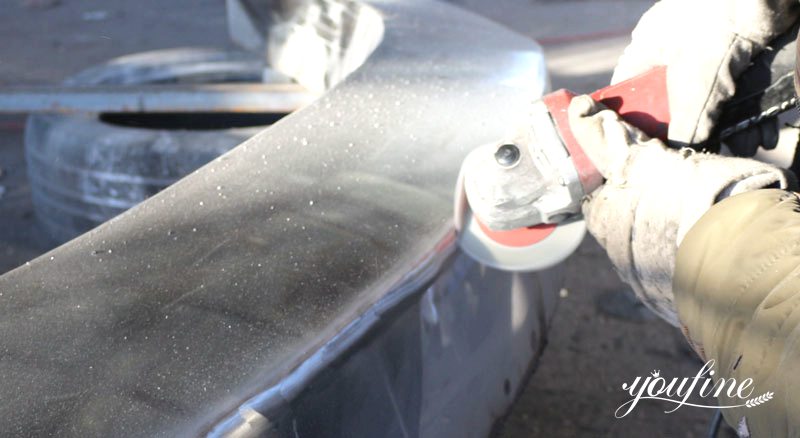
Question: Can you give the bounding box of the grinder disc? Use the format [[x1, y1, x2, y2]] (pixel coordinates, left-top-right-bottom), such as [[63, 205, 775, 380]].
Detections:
[[457, 208, 586, 272]]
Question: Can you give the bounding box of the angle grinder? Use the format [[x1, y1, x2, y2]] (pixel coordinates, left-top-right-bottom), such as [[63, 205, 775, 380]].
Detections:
[[456, 21, 800, 272], [455, 66, 670, 271]]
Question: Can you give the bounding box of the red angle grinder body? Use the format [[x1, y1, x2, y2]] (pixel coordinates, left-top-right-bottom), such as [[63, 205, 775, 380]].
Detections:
[[457, 66, 670, 271]]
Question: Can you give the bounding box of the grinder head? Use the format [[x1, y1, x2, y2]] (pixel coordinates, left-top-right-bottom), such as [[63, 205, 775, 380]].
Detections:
[[455, 67, 670, 272], [454, 101, 591, 271]]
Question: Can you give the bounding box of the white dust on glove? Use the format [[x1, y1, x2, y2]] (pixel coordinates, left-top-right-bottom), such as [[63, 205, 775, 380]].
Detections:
[[569, 94, 794, 325]]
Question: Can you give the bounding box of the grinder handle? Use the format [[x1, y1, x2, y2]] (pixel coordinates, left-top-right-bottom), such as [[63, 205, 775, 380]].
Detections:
[[541, 66, 670, 193], [590, 65, 670, 141]]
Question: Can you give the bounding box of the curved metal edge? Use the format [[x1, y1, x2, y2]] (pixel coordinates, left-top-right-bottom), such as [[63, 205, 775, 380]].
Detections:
[[207, 231, 458, 436]]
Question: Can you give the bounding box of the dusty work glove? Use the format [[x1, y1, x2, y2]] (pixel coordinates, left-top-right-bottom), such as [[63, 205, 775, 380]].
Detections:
[[674, 189, 800, 437], [569, 95, 794, 325], [613, 0, 799, 148]]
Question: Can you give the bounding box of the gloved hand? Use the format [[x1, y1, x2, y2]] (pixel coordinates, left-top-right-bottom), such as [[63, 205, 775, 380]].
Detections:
[[612, 0, 799, 148], [569, 95, 794, 324]]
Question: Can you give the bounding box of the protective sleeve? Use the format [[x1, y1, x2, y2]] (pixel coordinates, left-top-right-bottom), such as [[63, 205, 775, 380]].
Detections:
[[674, 189, 800, 436]]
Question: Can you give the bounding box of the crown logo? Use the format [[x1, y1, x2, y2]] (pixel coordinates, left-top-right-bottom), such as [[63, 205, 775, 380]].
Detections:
[[651, 370, 660, 378]]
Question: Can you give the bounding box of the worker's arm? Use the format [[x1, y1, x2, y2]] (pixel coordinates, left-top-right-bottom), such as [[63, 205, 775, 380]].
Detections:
[[570, 0, 800, 434], [570, 0, 800, 322], [674, 189, 800, 436], [568, 95, 793, 325]]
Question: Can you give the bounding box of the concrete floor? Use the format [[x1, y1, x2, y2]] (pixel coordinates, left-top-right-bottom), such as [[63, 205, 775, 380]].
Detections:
[[0, 0, 732, 436]]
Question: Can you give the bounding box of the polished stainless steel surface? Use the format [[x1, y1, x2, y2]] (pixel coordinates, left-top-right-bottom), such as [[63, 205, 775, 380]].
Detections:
[[0, 0, 554, 436]]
